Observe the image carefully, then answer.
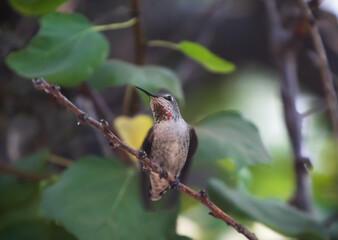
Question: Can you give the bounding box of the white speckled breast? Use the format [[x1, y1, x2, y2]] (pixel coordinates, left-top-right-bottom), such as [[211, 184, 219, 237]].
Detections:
[[151, 118, 190, 175], [149, 118, 190, 200]]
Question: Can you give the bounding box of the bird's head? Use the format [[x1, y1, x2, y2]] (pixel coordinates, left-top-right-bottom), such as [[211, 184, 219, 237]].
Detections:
[[136, 87, 182, 123]]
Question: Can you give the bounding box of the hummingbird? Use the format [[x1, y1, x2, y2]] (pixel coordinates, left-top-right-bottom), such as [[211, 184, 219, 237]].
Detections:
[[136, 87, 198, 202]]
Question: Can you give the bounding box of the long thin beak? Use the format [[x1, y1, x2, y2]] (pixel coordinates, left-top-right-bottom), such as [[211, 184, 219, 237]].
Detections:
[[135, 86, 158, 98]]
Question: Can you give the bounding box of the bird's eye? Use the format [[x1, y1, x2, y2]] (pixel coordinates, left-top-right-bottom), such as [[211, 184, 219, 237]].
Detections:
[[164, 95, 173, 101]]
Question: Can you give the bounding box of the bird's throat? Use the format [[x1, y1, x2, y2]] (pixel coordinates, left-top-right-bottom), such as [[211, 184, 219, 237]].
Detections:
[[152, 103, 172, 123]]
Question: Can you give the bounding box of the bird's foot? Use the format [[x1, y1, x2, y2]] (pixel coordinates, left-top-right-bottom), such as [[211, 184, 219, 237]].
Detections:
[[198, 189, 208, 199], [138, 149, 147, 159], [169, 176, 180, 189], [159, 168, 168, 179]]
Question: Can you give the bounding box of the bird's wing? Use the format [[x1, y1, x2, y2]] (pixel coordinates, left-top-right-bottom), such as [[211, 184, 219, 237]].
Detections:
[[179, 126, 198, 183], [141, 126, 154, 157]]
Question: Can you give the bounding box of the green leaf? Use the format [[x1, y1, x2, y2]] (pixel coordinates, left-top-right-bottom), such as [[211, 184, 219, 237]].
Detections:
[[8, 0, 67, 15], [194, 111, 270, 170], [0, 220, 76, 240], [42, 156, 184, 240], [6, 13, 108, 87], [0, 150, 74, 239], [0, 149, 49, 230], [208, 179, 329, 240], [178, 41, 235, 73], [87, 59, 184, 103]]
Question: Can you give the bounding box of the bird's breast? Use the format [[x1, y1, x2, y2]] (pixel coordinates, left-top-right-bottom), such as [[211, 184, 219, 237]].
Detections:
[[150, 119, 190, 175]]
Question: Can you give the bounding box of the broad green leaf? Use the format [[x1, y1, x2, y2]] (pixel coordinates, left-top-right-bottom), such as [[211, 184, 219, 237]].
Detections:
[[87, 60, 184, 103], [148, 40, 235, 74], [8, 0, 67, 15], [0, 149, 49, 230], [42, 156, 184, 240], [178, 41, 235, 73], [0, 220, 75, 240], [208, 179, 329, 240], [194, 111, 270, 170], [6, 13, 108, 87]]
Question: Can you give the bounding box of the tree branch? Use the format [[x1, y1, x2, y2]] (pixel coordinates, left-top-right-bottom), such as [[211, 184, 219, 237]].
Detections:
[[280, 50, 312, 212], [297, 0, 338, 139], [130, 0, 146, 65], [32, 78, 258, 240], [265, 0, 312, 212], [121, 0, 145, 116]]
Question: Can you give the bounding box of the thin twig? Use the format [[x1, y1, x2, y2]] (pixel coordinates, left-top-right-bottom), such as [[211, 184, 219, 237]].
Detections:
[[121, 0, 145, 116], [0, 163, 51, 182], [83, 85, 116, 121], [32, 78, 258, 240], [281, 50, 312, 212], [265, 0, 312, 212], [297, 0, 338, 139], [130, 0, 146, 65], [79, 83, 134, 166]]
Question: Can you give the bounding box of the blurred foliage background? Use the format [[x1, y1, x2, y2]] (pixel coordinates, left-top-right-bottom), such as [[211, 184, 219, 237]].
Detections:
[[0, 0, 337, 239]]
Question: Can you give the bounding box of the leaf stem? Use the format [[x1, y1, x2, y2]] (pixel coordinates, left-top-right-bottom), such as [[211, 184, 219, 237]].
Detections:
[[148, 40, 179, 50], [94, 18, 138, 32], [49, 154, 73, 167]]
